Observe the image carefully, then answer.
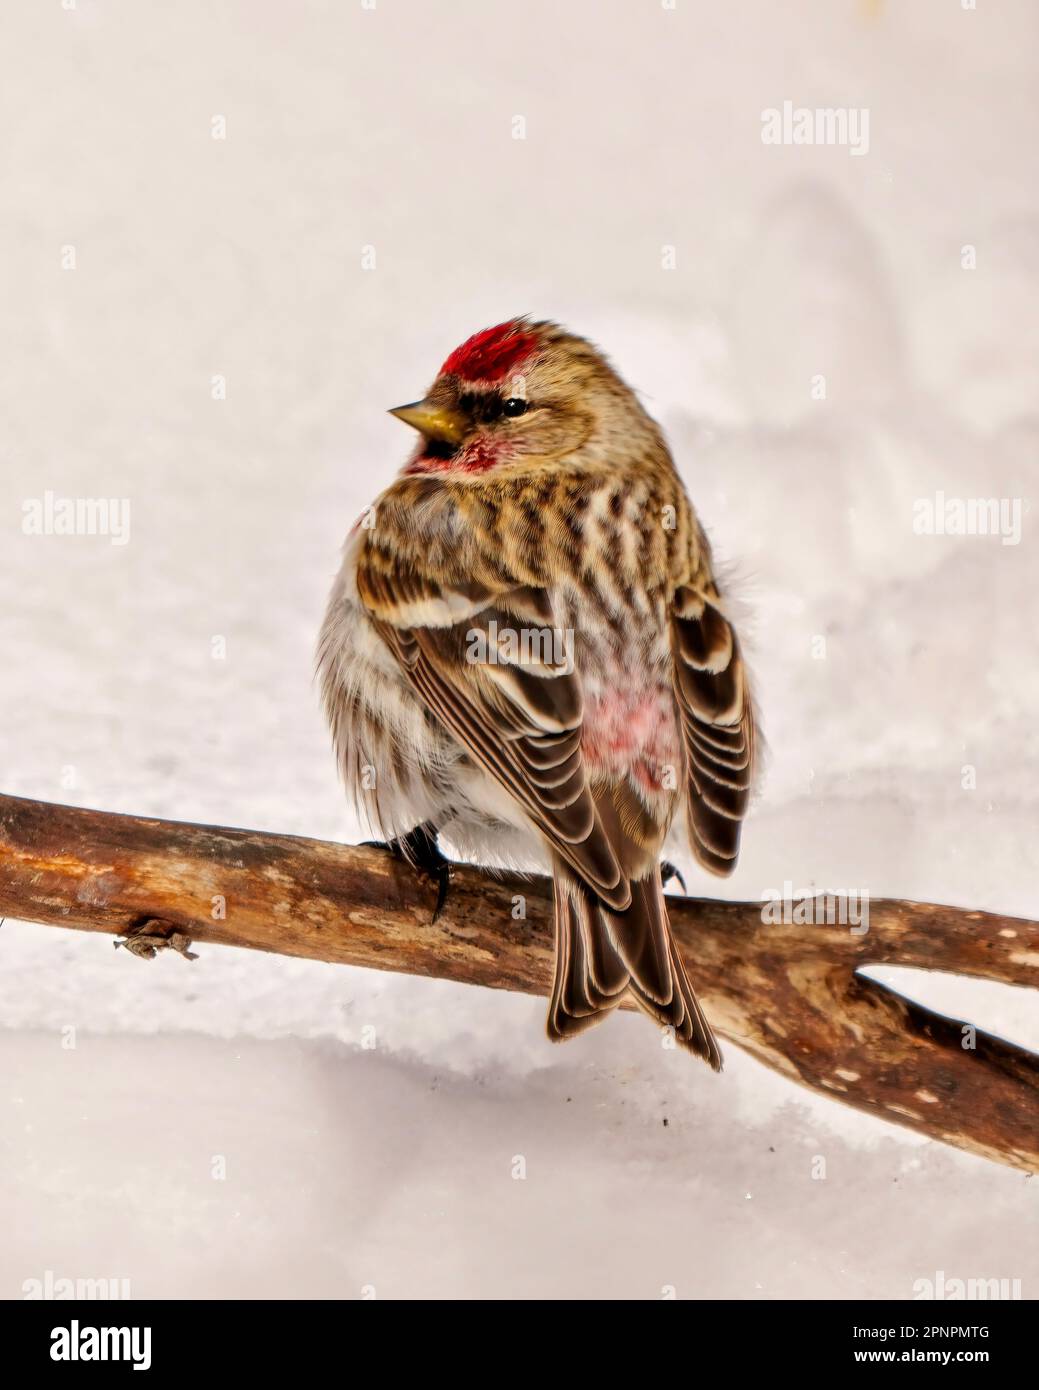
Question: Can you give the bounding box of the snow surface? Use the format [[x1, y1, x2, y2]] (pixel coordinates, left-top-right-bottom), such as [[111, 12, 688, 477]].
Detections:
[[0, 0, 1036, 1299]]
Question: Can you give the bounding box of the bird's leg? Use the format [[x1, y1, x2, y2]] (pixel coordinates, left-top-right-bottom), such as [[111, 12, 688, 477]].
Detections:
[[362, 822, 452, 923], [660, 860, 688, 895]]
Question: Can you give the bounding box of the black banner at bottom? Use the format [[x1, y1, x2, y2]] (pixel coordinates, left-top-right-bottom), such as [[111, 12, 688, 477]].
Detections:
[[3, 1298, 1030, 1376]]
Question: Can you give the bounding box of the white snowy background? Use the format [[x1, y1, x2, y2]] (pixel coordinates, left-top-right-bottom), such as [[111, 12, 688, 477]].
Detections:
[[1, 0, 1036, 1299]]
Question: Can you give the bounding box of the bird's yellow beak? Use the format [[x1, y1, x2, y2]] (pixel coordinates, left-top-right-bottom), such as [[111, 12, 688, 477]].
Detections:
[[389, 399, 467, 446]]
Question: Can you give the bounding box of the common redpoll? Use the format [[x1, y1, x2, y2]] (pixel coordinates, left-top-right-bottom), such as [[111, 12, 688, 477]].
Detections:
[[318, 319, 756, 1069]]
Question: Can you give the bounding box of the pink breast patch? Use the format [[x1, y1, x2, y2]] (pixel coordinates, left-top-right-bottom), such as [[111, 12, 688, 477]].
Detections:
[[581, 687, 681, 796]]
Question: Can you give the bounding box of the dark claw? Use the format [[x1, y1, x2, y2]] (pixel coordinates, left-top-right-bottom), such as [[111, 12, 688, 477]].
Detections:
[[364, 823, 452, 923], [660, 860, 687, 895]]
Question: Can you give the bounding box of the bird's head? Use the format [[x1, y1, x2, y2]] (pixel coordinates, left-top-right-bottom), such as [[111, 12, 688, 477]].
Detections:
[[390, 318, 655, 476]]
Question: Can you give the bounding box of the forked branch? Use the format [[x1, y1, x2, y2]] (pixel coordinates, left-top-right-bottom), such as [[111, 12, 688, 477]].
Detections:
[[0, 793, 1035, 1172]]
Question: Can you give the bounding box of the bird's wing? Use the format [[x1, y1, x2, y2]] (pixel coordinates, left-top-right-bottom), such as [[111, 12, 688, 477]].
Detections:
[[356, 557, 632, 910], [670, 582, 755, 875]]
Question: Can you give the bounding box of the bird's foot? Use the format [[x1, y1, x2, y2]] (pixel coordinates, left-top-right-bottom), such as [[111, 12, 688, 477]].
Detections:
[[660, 860, 688, 895], [363, 822, 452, 923]]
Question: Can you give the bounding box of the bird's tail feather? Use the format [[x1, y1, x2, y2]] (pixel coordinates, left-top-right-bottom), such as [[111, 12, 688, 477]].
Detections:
[[548, 863, 722, 1071]]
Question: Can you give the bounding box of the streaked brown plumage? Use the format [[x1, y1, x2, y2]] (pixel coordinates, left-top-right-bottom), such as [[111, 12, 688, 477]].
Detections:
[[318, 319, 756, 1069]]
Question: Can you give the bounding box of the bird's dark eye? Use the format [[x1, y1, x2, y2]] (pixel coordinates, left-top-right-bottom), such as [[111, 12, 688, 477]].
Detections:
[[502, 397, 528, 418]]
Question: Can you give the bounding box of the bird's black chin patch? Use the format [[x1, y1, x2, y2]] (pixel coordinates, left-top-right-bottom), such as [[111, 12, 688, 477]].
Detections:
[[422, 438, 460, 462]]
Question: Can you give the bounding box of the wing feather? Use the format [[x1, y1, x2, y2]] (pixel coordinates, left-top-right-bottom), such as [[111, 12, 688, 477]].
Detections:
[[358, 565, 633, 910], [671, 584, 755, 876]]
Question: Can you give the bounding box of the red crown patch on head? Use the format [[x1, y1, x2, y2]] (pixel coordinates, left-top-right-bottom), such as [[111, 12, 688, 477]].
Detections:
[[440, 321, 538, 383]]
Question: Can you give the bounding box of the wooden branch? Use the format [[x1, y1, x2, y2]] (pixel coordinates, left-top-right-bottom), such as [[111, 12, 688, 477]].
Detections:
[[1, 792, 1036, 1172]]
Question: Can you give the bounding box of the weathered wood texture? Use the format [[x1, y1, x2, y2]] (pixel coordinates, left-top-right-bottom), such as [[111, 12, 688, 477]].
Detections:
[[1, 792, 1036, 1171]]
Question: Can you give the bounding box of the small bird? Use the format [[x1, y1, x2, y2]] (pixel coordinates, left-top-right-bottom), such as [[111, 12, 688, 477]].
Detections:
[[317, 319, 756, 1068]]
